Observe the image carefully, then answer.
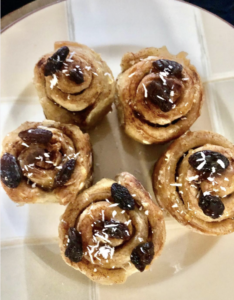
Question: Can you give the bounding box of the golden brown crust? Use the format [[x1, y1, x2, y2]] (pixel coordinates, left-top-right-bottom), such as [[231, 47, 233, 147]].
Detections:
[[34, 41, 116, 130], [115, 47, 204, 144], [1, 120, 93, 205], [153, 130, 234, 235], [58, 172, 165, 285]]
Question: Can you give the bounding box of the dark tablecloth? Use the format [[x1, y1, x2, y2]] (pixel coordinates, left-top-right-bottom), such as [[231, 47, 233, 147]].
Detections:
[[1, 0, 234, 26]]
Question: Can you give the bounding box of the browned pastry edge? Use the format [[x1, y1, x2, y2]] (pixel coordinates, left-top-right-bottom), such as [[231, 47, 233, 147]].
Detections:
[[115, 46, 204, 144], [1, 120, 93, 205], [58, 172, 166, 284], [153, 130, 234, 235], [34, 41, 116, 130]]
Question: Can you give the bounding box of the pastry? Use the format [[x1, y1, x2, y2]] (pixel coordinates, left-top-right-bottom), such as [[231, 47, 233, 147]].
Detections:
[[0, 120, 92, 205], [58, 172, 165, 284], [153, 130, 234, 235], [115, 46, 204, 144], [34, 41, 115, 130]]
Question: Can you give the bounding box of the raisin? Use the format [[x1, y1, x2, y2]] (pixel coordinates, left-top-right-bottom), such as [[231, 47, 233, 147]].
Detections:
[[0, 153, 22, 188], [65, 227, 83, 263], [93, 220, 130, 240], [199, 194, 224, 219], [54, 159, 76, 187], [111, 183, 135, 210], [153, 59, 183, 77], [44, 46, 69, 76], [189, 150, 229, 175], [69, 68, 84, 84], [147, 80, 173, 112], [18, 128, 53, 144], [131, 242, 154, 272]]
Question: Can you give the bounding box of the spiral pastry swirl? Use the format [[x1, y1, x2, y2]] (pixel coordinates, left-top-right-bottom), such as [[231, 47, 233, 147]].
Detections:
[[0, 120, 92, 205], [153, 131, 234, 235], [34, 41, 115, 130], [59, 172, 165, 284], [115, 47, 204, 144]]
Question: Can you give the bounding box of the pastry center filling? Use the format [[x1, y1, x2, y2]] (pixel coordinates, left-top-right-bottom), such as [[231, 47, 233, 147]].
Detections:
[[177, 148, 234, 220], [65, 184, 154, 272], [0, 127, 78, 190], [146, 77, 183, 112], [142, 59, 184, 112]]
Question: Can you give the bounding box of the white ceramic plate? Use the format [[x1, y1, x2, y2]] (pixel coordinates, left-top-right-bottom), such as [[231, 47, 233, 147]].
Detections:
[[1, 1, 234, 299]]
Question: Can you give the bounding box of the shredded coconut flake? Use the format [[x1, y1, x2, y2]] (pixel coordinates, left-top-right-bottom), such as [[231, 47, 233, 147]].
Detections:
[[207, 177, 214, 182], [22, 142, 29, 148], [125, 220, 131, 225], [109, 203, 119, 207], [142, 83, 148, 98], [128, 72, 136, 78], [217, 159, 225, 169], [157, 95, 165, 101], [197, 160, 206, 170], [101, 210, 105, 222], [187, 175, 199, 182], [50, 74, 58, 89]]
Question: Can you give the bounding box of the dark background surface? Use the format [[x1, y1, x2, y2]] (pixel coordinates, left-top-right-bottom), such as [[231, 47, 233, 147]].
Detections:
[[1, 0, 234, 26]]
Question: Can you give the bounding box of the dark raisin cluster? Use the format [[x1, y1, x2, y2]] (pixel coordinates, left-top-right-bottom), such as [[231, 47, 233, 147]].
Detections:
[[131, 242, 155, 272], [54, 159, 76, 188], [44, 46, 69, 76], [189, 150, 229, 219], [93, 219, 130, 240], [111, 183, 135, 210], [65, 227, 83, 263], [0, 153, 22, 188], [188, 150, 229, 175], [18, 128, 52, 144], [70, 68, 84, 84], [199, 194, 225, 219], [153, 59, 183, 77]]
